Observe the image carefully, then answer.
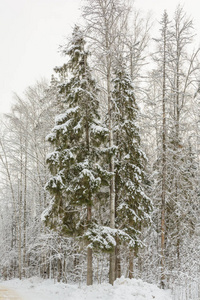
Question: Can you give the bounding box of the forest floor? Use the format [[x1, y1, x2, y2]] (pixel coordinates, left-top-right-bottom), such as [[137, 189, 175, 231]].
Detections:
[[0, 276, 172, 300]]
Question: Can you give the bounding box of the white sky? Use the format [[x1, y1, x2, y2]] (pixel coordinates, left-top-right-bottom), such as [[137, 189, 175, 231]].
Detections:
[[0, 0, 200, 114]]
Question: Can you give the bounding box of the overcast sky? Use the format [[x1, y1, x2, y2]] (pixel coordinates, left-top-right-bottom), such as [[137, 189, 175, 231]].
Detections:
[[0, 0, 200, 114]]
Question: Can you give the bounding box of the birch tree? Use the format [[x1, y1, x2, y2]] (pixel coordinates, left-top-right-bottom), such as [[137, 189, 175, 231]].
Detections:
[[149, 6, 200, 288], [152, 10, 172, 288]]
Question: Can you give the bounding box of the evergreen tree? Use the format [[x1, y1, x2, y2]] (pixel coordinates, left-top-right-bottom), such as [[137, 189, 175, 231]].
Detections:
[[45, 26, 108, 285], [112, 64, 152, 277]]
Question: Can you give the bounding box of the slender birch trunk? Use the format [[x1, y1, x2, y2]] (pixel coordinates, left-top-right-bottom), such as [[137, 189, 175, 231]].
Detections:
[[18, 177, 22, 280], [161, 11, 168, 288], [23, 147, 28, 277], [107, 62, 116, 285]]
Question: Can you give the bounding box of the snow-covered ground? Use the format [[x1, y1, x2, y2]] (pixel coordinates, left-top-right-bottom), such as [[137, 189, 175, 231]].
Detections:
[[0, 276, 172, 300]]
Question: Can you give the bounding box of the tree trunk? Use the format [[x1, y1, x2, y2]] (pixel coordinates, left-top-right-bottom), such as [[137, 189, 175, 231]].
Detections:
[[87, 205, 93, 285], [18, 177, 22, 280], [129, 250, 134, 279], [23, 149, 28, 277], [115, 234, 121, 279], [161, 11, 168, 288], [108, 68, 116, 285]]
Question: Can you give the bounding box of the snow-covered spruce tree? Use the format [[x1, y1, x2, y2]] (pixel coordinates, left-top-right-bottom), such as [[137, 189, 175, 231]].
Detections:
[[45, 26, 108, 285], [112, 64, 152, 279]]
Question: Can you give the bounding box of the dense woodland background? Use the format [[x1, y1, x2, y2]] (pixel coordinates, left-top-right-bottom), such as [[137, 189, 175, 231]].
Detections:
[[0, 1, 199, 299]]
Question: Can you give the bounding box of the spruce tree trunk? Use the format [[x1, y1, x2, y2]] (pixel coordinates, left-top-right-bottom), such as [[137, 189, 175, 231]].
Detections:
[[128, 250, 134, 279], [85, 106, 93, 285], [87, 205, 93, 285], [115, 194, 121, 279], [57, 258, 61, 282]]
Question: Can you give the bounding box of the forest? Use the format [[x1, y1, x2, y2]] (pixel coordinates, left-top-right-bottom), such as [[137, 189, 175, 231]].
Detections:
[[0, 1, 199, 299]]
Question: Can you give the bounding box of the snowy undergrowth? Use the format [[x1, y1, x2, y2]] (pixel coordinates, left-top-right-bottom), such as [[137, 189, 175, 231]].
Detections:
[[0, 276, 172, 300]]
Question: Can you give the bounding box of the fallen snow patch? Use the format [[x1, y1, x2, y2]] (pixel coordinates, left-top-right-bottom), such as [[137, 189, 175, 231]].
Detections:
[[0, 276, 172, 300]]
